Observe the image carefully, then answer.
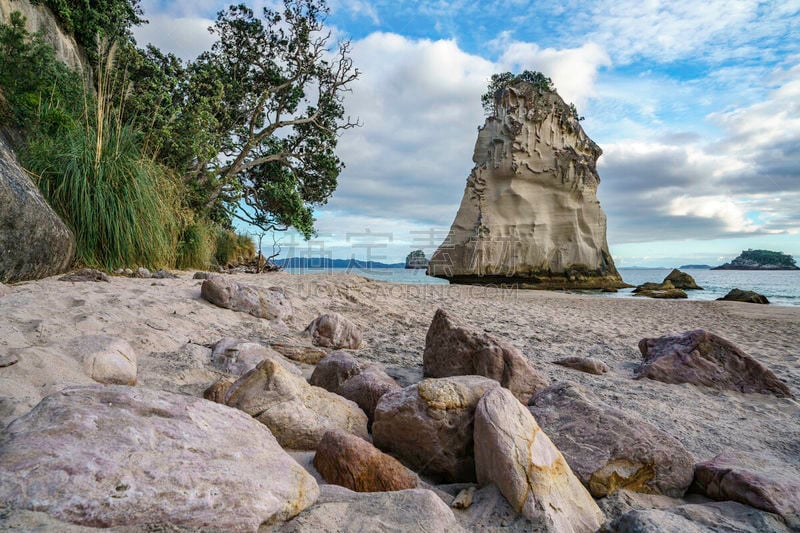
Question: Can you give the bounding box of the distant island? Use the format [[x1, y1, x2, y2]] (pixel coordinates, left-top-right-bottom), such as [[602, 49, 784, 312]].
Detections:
[[712, 250, 799, 270], [405, 250, 428, 269], [679, 264, 712, 269], [274, 257, 405, 269]]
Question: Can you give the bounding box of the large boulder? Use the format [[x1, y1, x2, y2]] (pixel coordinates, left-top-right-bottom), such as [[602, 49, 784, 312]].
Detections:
[[423, 308, 548, 402], [529, 382, 694, 497], [337, 365, 401, 425], [693, 451, 800, 529], [372, 375, 499, 482], [474, 387, 604, 532], [636, 329, 793, 397], [304, 312, 362, 349], [0, 134, 75, 283], [79, 335, 138, 386], [664, 269, 703, 290], [279, 484, 462, 532], [313, 429, 418, 492], [0, 386, 318, 530], [224, 358, 369, 449], [608, 502, 790, 533], [309, 350, 364, 391], [211, 337, 300, 376], [201, 275, 292, 320], [426, 80, 625, 290], [717, 288, 770, 304]]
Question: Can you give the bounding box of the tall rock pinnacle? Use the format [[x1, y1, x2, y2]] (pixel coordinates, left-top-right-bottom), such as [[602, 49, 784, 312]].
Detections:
[[427, 80, 626, 290]]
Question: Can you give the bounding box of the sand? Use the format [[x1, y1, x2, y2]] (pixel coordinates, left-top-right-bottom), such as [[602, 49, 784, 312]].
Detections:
[[1, 271, 798, 477]]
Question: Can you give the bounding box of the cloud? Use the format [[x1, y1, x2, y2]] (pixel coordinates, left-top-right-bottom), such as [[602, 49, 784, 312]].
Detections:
[[132, 14, 214, 59]]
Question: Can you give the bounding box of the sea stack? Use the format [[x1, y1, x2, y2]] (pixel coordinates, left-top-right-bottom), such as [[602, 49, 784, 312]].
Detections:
[[427, 80, 625, 290]]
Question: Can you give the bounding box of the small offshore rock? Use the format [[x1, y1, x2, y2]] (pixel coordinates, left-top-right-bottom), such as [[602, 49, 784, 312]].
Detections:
[[475, 386, 604, 532], [201, 275, 292, 320], [717, 288, 770, 304], [59, 268, 111, 282], [203, 376, 236, 403], [372, 375, 500, 483], [305, 312, 362, 349], [423, 308, 548, 402], [553, 356, 610, 375], [79, 335, 137, 385], [313, 429, 418, 492], [637, 329, 793, 397], [664, 268, 703, 290], [271, 342, 328, 364]]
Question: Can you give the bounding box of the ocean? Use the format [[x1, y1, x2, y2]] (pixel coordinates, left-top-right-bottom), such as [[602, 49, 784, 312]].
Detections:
[[284, 267, 800, 306]]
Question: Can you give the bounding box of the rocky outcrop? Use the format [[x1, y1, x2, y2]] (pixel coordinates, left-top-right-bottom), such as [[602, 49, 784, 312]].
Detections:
[[372, 376, 499, 482], [279, 485, 461, 532], [423, 308, 548, 401], [201, 276, 292, 320], [718, 288, 770, 304], [693, 451, 800, 529], [474, 387, 604, 532], [313, 429, 418, 492], [632, 281, 687, 299], [0, 135, 75, 283], [529, 382, 694, 497], [636, 330, 793, 397], [304, 312, 362, 349], [427, 80, 625, 290], [553, 356, 610, 375], [405, 249, 428, 269], [664, 269, 703, 290], [0, 386, 318, 530], [224, 358, 369, 449], [712, 249, 798, 270], [79, 335, 137, 386]]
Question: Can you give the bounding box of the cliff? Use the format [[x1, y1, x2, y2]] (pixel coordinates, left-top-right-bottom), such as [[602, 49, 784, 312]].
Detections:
[[713, 250, 798, 271], [427, 81, 625, 289]]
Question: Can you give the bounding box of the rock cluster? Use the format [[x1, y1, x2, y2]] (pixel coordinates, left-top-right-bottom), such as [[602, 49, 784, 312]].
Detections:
[[427, 80, 625, 290]]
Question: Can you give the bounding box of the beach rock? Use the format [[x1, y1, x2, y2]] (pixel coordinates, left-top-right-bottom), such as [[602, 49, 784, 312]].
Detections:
[[313, 429, 418, 492], [279, 484, 461, 532], [0, 134, 75, 283], [203, 376, 235, 403], [717, 288, 770, 304], [193, 271, 210, 280], [664, 269, 703, 290], [608, 502, 790, 533], [201, 275, 292, 320], [529, 382, 694, 497], [0, 282, 8, 297], [475, 386, 604, 532], [0, 385, 318, 530], [271, 342, 328, 364], [423, 308, 548, 402], [224, 358, 369, 449], [337, 365, 402, 425], [304, 312, 362, 349], [426, 80, 625, 290], [553, 356, 610, 375], [451, 487, 476, 510], [79, 335, 137, 386], [123, 268, 133, 276], [693, 451, 800, 529], [134, 267, 151, 278], [59, 268, 111, 282], [309, 350, 363, 391], [151, 269, 177, 279], [372, 375, 499, 483], [211, 337, 300, 377], [636, 329, 793, 397], [633, 281, 687, 299]]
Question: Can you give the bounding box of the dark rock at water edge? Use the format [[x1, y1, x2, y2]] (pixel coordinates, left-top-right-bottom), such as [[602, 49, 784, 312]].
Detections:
[[0, 135, 75, 282], [664, 269, 703, 290], [632, 280, 687, 299], [718, 288, 769, 304]]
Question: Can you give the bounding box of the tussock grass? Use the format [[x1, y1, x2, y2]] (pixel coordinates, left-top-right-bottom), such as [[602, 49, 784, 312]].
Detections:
[[176, 221, 215, 269]]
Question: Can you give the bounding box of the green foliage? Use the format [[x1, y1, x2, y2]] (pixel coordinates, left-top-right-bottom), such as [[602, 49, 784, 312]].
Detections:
[[176, 221, 215, 269], [481, 70, 583, 121], [213, 228, 255, 266], [735, 249, 798, 268]]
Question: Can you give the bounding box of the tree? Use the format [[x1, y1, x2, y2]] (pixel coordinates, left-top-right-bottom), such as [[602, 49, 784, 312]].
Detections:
[[183, 1, 360, 238]]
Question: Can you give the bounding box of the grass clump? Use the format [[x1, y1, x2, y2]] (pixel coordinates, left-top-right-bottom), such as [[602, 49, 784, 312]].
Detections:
[[213, 228, 255, 266], [176, 221, 215, 269]]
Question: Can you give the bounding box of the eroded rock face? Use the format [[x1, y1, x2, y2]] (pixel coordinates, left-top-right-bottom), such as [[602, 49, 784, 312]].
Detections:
[[0, 386, 319, 530], [636, 330, 793, 397], [304, 313, 362, 349], [474, 387, 604, 532], [423, 308, 548, 402], [224, 359, 369, 449], [553, 356, 610, 375], [529, 382, 694, 497], [0, 135, 75, 283], [201, 276, 292, 320], [427, 81, 624, 290], [372, 376, 499, 483], [693, 451, 800, 529], [313, 429, 418, 492]]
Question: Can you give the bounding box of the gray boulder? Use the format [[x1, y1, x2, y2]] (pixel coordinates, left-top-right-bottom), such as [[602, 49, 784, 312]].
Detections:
[[717, 288, 769, 304], [608, 502, 789, 533], [201, 275, 292, 320], [309, 350, 363, 391], [211, 337, 300, 377], [0, 135, 75, 282], [78, 335, 138, 386], [0, 386, 318, 530], [304, 312, 362, 349]]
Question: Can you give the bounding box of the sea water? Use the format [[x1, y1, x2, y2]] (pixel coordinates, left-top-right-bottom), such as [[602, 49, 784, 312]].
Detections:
[[285, 267, 800, 306]]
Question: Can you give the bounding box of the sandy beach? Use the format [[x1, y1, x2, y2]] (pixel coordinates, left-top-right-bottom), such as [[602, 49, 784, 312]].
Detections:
[[2, 271, 798, 478]]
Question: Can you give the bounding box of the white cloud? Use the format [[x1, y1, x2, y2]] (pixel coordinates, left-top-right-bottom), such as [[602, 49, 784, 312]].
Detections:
[[667, 195, 759, 234], [133, 14, 214, 60]]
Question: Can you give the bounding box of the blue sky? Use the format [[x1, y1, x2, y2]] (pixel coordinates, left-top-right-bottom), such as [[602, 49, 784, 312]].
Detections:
[[134, 0, 800, 267]]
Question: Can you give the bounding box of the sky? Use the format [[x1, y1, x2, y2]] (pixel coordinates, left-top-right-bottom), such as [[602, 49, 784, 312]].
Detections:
[[133, 0, 800, 267]]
